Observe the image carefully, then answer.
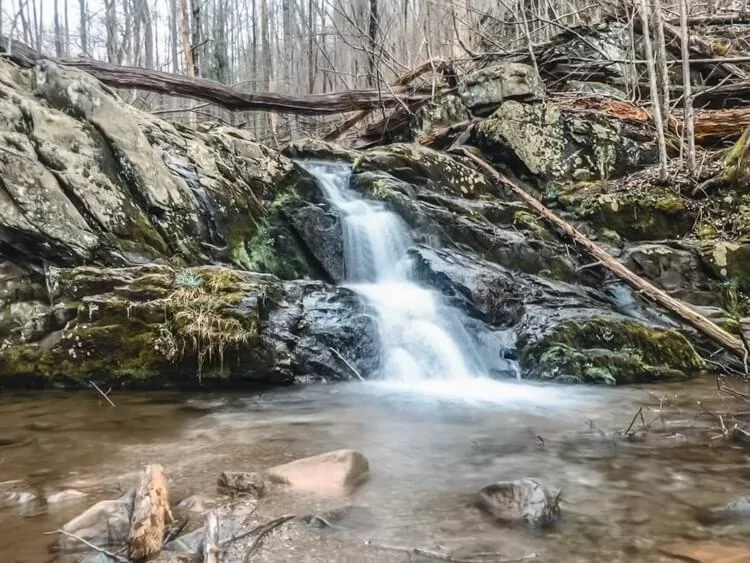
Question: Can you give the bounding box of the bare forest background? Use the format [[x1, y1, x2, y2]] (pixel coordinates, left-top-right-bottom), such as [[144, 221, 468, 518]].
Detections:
[[0, 0, 746, 143]]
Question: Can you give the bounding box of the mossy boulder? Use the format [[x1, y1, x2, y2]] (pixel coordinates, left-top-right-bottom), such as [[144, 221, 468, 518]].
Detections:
[[474, 100, 656, 183], [556, 185, 697, 241], [282, 138, 360, 163], [0, 265, 379, 388], [517, 309, 705, 384]]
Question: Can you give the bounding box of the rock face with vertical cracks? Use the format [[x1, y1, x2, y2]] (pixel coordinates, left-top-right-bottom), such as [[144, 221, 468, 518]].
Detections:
[[0, 265, 379, 387]]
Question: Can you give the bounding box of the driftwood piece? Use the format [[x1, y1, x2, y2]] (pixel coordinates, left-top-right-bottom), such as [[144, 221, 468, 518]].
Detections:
[[0, 35, 443, 116], [324, 58, 446, 141], [461, 148, 750, 365], [203, 511, 221, 563], [128, 464, 173, 561]]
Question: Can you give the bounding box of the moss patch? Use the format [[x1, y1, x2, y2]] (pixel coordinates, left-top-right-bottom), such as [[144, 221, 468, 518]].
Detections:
[[520, 316, 705, 384]]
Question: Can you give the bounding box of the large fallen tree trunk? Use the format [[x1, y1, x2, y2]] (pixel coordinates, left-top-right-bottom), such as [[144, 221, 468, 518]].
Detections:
[[0, 35, 444, 115], [461, 148, 750, 366]]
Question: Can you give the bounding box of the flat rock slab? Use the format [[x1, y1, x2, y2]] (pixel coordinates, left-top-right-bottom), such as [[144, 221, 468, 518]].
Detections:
[[476, 478, 560, 526], [265, 449, 369, 497], [660, 542, 750, 562]]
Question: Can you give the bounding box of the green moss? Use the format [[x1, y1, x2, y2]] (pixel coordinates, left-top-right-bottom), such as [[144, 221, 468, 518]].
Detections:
[[557, 188, 696, 241], [371, 179, 395, 200], [598, 228, 622, 244], [129, 210, 170, 256], [520, 316, 705, 384], [513, 210, 551, 240]]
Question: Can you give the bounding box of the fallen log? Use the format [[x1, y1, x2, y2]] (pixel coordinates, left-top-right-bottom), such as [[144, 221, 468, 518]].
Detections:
[[324, 58, 447, 141], [128, 464, 173, 561], [461, 148, 750, 366], [0, 35, 443, 115]]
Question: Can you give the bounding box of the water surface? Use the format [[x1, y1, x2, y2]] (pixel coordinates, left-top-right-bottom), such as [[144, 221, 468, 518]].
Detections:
[[1, 378, 749, 562]]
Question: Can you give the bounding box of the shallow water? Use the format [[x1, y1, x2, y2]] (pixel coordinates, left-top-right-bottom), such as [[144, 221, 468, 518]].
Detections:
[[1, 378, 750, 562]]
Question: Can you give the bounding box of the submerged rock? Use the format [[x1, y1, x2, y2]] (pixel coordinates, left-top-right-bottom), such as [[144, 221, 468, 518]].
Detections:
[[265, 449, 370, 497], [59, 490, 135, 552], [476, 478, 561, 526], [217, 471, 267, 498]]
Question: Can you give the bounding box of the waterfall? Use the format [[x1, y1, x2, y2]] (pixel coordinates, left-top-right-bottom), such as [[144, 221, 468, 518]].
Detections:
[[299, 160, 500, 386]]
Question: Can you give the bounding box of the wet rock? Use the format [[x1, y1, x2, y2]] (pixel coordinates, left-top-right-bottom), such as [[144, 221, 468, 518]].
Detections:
[[176, 494, 216, 515], [46, 489, 88, 504], [557, 185, 697, 241], [60, 490, 135, 552], [697, 496, 750, 525], [0, 265, 379, 386], [282, 138, 360, 162], [352, 143, 497, 199], [517, 308, 706, 384], [621, 243, 716, 304], [659, 542, 750, 563], [459, 62, 545, 116], [164, 520, 243, 553], [474, 100, 656, 183], [217, 471, 267, 498], [285, 204, 345, 282], [476, 478, 561, 526], [0, 489, 37, 508], [299, 505, 374, 529], [265, 449, 369, 497]]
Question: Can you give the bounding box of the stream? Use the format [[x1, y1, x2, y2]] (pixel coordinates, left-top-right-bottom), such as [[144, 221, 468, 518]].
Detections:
[[1, 380, 750, 562]]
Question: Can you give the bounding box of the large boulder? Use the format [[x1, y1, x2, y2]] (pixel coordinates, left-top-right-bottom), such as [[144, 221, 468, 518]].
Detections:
[[459, 62, 545, 116], [352, 143, 499, 199], [411, 247, 705, 384], [0, 60, 311, 270], [0, 265, 379, 387], [473, 100, 656, 183]]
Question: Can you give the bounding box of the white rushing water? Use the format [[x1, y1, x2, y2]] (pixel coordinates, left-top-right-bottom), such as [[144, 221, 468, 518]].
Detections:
[[299, 160, 546, 403]]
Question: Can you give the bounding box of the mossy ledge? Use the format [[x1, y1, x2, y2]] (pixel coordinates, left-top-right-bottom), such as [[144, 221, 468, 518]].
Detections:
[[0, 265, 286, 389], [518, 315, 706, 384]]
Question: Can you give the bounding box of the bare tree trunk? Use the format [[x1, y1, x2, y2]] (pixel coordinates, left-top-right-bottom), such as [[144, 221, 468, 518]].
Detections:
[[53, 0, 63, 56], [653, 0, 670, 127], [104, 0, 118, 63], [367, 0, 379, 87], [170, 0, 179, 72], [79, 0, 87, 54], [307, 0, 314, 93], [143, 0, 154, 69], [63, 0, 69, 55], [679, 0, 696, 174], [178, 0, 194, 76], [638, 0, 669, 182], [190, 0, 201, 76]]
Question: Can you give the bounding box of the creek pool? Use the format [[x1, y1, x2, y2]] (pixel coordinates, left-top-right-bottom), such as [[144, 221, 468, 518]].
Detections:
[[1, 377, 749, 562]]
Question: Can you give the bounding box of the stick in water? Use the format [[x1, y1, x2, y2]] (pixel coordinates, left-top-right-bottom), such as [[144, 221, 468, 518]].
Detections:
[[89, 380, 116, 407]]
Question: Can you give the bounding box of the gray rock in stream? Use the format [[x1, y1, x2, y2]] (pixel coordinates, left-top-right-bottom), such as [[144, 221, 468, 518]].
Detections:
[[697, 496, 750, 525], [476, 478, 561, 526]]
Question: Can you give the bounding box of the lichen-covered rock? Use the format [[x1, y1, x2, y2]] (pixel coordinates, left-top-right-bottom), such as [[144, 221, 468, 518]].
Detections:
[[474, 100, 656, 183], [0, 265, 379, 388], [0, 59, 322, 280], [459, 62, 545, 116], [410, 95, 470, 138], [556, 184, 696, 241], [699, 239, 750, 292], [282, 138, 360, 162], [352, 143, 497, 199]]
